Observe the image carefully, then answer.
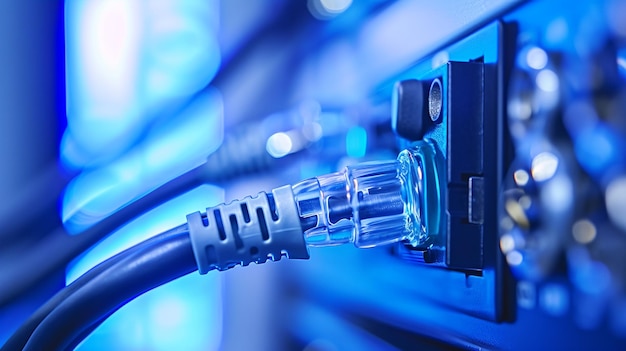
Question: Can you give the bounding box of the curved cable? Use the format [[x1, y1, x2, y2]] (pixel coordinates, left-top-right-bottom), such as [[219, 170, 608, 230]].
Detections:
[[21, 227, 197, 351], [0, 122, 302, 307], [0, 165, 205, 307], [0, 224, 189, 351]]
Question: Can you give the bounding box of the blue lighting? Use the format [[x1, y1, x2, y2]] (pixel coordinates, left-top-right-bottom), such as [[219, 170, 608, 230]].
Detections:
[[74, 271, 222, 351], [60, 1, 224, 349], [63, 0, 221, 169], [62, 89, 224, 234], [266, 132, 294, 158], [345, 126, 367, 158], [618, 47, 626, 79], [574, 122, 624, 183]]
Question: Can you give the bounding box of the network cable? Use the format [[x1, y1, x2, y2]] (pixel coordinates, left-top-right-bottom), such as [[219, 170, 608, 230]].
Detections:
[[1, 225, 190, 351], [0, 123, 302, 306], [0, 104, 387, 307], [2, 141, 443, 350]]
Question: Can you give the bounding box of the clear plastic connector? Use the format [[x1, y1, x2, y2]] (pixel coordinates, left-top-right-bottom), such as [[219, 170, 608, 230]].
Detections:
[[293, 140, 443, 248], [186, 141, 443, 274]]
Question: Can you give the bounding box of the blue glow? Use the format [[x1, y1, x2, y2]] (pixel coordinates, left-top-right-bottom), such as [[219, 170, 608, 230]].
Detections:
[[574, 122, 622, 181], [74, 270, 222, 351], [539, 283, 570, 317], [345, 126, 367, 158], [67, 185, 224, 350], [266, 132, 293, 158], [308, 0, 354, 20], [63, 0, 221, 168], [62, 0, 137, 166], [62, 89, 223, 234], [61, 3, 224, 348], [618, 48, 626, 79]]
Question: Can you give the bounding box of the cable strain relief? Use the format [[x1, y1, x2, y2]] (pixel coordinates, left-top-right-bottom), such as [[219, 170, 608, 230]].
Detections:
[[187, 185, 309, 274]]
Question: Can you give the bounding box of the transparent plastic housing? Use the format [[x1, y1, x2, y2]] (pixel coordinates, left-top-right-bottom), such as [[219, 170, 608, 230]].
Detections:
[[293, 140, 442, 248]]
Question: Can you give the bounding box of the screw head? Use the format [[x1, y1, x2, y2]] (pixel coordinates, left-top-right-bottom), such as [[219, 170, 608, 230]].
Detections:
[[429, 78, 443, 123]]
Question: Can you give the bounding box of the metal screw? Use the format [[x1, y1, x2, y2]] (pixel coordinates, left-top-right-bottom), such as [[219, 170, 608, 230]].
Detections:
[[429, 78, 442, 123]]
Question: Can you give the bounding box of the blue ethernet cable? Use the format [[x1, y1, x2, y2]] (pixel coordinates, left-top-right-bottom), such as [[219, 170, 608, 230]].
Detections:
[[187, 140, 443, 274], [7, 141, 443, 350]]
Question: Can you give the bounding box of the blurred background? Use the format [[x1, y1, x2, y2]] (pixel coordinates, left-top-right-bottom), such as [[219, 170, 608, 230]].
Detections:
[[2, 0, 626, 350]]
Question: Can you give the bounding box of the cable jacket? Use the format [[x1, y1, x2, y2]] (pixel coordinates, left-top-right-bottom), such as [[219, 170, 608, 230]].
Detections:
[[20, 227, 197, 351], [0, 224, 188, 351], [0, 164, 205, 307]]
